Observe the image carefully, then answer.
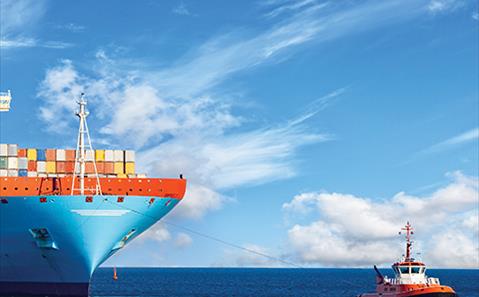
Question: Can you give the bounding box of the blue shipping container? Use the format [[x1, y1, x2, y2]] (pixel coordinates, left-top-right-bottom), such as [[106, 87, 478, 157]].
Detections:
[[37, 149, 46, 161], [18, 169, 28, 177]]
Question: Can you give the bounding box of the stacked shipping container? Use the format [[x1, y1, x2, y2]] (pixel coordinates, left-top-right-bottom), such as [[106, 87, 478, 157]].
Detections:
[[0, 144, 140, 178]]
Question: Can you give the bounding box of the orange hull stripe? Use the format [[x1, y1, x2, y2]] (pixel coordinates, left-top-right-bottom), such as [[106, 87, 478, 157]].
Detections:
[[0, 177, 187, 199]]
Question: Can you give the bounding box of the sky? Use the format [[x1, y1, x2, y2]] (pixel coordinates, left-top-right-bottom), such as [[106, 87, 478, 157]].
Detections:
[[0, 0, 478, 269]]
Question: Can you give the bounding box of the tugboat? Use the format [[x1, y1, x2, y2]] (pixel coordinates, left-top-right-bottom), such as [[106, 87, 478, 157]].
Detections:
[[358, 222, 457, 297]]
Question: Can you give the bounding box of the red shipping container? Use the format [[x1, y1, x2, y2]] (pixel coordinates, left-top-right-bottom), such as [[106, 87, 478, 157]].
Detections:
[[103, 162, 114, 174], [85, 162, 94, 174], [56, 161, 66, 173], [28, 160, 37, 172], [65, 150, 76, 161], [18, 149, 27, 157], [65, 161, 75, 173], [45, 149, 56, 161], [96, 162, 104, 174]]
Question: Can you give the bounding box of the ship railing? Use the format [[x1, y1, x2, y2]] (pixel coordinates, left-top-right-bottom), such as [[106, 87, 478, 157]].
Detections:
[[426, 277, 440, 285], [383, 277, 440, 285]]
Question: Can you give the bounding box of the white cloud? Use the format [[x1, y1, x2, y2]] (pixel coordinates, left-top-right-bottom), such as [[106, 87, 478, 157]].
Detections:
[[462, 213, 479, 233], [284, 172, 479, 268], [0, 37, 37, 48], [427, 0, 464, 13], [473, 11, 479, 20], [174, 233, 193, 248], [169, 184, 224, 220], [0, 38, 73, 49], [421, 127, 479, 154], [57, 23, 86, 32], [288, 222, 399, 266], [172, 3, 191, 16], [0, 0, 45, 48], [138, 222, 171, 242], [41, 41, 74, 49], [263, 0, 322, 19], [0, 0, 73, 49], [427, 230, 478, 267], [151, 1, 433, 100], [37, 60, 84, 131], [0, 0, 45, 35]]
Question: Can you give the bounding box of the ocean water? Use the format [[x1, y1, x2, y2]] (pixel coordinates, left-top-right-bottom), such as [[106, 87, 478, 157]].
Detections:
[[90, 268, 479, 297]]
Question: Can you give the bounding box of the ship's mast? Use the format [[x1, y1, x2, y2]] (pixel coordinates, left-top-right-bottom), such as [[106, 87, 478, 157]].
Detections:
[[71, 93, 102, 195], [400, 222, 414, 262]]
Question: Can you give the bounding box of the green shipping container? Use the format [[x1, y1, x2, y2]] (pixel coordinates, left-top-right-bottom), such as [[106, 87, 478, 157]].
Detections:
[[0, 156, 7, 169]]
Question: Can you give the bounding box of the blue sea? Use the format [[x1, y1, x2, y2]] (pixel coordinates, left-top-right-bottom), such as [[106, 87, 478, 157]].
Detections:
[[90, 268, 479, 297]]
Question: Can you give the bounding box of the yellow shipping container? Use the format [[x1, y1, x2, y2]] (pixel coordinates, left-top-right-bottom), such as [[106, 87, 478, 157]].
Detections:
[[46, 161, 56, 173], [27, 149, 37, 161], [125, 162, 135, 174], [114, 162, 124, 174], [95, 150, 105, 161], [117, 173, 127, 178]]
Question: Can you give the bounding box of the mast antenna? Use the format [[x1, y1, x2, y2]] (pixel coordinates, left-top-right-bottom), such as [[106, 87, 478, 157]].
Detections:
[[71, 93, 102, 195]]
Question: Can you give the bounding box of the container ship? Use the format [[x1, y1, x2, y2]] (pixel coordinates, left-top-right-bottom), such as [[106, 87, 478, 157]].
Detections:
[[0, 93, 187, 296], [358, 222, 456, 297]]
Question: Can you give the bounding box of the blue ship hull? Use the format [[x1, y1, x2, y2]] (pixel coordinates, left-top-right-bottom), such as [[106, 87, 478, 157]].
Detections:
[[0, 195, 180, 296]]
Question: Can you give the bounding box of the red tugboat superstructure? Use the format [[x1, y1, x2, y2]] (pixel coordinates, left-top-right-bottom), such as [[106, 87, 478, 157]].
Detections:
[[358, 222, 457, 297]]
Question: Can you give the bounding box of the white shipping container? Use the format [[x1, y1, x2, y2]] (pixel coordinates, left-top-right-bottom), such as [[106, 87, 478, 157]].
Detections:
[[85, 150, 94, 161], [18, 157, 28, 169], [56, 149, 66, 161], [0, 144, 7, 156], [125, 150, 135, 162], [7, 144, 18, 156], [113, 150, 124, 162], [37, 161, 46, 173], [7, 157, 18, 169], [8, 169, 18, 176], [38, 173, 47, 177], [104, 150, 114, 161], [137, 173, 147, 178], [27, 171, 38, 177], [107, 174, 117, 178], [47, 174, 59, 178], [0, 169, 7, 176], [127, 174, 137, 178]]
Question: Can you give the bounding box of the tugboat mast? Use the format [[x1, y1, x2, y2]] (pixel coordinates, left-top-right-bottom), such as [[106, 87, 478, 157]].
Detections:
[[400, 221, 414, 262]]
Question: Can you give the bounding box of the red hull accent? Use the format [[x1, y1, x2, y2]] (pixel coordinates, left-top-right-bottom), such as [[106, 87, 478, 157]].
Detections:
[[0, 176, 187, 199]]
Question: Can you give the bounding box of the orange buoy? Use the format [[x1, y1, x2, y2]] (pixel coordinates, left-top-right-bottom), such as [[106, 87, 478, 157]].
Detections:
[[113, 267, 118, 281]]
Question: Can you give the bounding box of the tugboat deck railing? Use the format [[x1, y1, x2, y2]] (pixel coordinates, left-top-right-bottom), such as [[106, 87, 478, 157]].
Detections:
[[384, 277, 440, 285]]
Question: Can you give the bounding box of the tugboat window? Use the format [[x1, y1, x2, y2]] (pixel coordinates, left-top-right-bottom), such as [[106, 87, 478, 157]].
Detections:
[[399, 266, 409, 274], [411, 267, 420, 273]]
